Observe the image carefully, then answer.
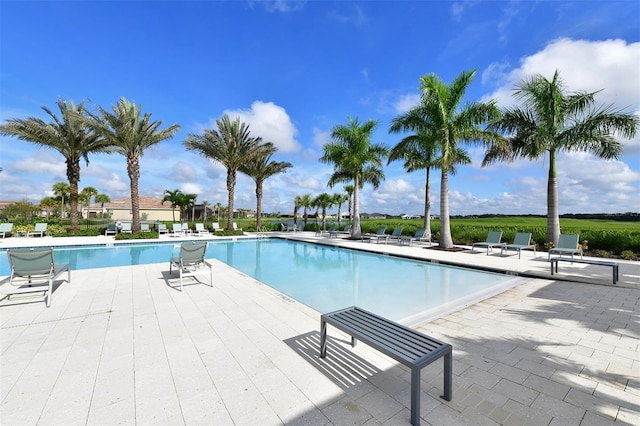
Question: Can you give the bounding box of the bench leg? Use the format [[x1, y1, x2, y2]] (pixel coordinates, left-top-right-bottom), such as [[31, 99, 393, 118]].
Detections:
[[320, 319, 327, 358], [410, 367, 421, 426], [443, 351, 452, 401]]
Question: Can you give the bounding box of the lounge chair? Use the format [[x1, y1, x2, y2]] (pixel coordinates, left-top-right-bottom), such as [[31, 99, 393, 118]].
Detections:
[[169, 241, 213, 291], [366, 226, 387, 243], [286, 220, 297, 231], [0, 223, 14, 238], [232, 222, 242, 232], [158, 223, 168, 234], [548, 234, 583, 260], [194, 223, 210, 236], [329, 224, 351, 238], [141, 223, 150, 232], [371, 226, 403, 244], [400, 228, 430, 247], [471, 231, 505, 255], [211, 222, 221, 233], [316, 223, 337, 237], [105, 223, 117, 236], [0, 248, 70, 307], [501, 232, 536, 259], [169, 223, 182, 237], [120, 222, 132, 234], [28, 223, 47, 237]]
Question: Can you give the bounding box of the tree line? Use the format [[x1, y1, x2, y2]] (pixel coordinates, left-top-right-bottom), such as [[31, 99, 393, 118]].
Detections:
[[1, 69, 637, 247]]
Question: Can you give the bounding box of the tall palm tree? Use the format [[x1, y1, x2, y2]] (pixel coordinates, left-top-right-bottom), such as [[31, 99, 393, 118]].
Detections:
[[320, 117, 388, 239], [52, 181, 70, 219], [184, 115, 264, 230], [88, 97, 180, 233], [162, 189, 183, 222], [95, 193, 111, 218], [332, 193, 349, 227], [81, 186, 98, 219], [0, 99, 108, 232], [407, 70, 503, 248], [486, 70, 638, 244], [240, 143, 292, 229]]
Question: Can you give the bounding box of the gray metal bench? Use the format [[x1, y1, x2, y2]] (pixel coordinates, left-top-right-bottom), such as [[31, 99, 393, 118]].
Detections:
[[320, 306, 452, 426], [550, 257, 619, 284]]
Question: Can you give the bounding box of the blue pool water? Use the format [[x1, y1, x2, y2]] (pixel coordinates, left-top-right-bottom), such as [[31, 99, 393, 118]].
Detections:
[[0, 239, 521, 323]]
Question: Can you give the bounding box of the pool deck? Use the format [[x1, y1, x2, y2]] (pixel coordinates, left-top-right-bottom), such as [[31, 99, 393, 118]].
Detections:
[[1, 232, 638, 425]]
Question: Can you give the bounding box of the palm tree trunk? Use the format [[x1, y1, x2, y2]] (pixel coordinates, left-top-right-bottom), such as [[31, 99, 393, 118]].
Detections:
[[424, 167, 431, 241], [352, 175, 362, 238], [547, 150, 560, 245], [439, 168, 453, 248], [256, 184, 263, 229], [128, 155, 141, 233], [226, 170, 235, 231]]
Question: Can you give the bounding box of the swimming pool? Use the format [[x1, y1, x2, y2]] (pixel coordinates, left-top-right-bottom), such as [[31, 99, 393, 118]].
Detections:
[[0, 239, 522, 324]]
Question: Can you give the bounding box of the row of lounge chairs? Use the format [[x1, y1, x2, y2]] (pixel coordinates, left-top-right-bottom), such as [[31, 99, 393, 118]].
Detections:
[[0, 223, 48, 238], [472, 231, 583, 260]]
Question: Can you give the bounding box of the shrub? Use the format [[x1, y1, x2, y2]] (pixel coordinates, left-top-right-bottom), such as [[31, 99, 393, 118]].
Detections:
[[620, 250, 637, 261], [115, 231, 159, 240]]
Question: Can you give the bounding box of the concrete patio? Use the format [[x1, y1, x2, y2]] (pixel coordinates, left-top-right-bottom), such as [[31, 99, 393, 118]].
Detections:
[[1, 232, 638, 425]]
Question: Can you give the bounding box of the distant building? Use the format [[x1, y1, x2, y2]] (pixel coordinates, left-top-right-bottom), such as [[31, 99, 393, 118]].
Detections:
[[84, 196, 174, 221]]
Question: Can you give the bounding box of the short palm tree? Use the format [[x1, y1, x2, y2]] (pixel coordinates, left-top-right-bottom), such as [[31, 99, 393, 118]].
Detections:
[[184, 115, 264, 231], [320, 117, 388, 239], [485, 70, 639, 245], [332, 193, 349, 227], [313, 193, 334, 231], [299, 193, 312, 225], [39, 196, 58, 219], [81, 186, 98, 218], [344, 185, 354, 221], [52, 181, 71, 219], [0, 99, 108, 232], [162, 189, 182, 222], [87, 97, 180, 233], [95, 193, 111, 218], [407, 70, 503, 248], [240, 144, 292, 229], [293, 195, 302, 223]]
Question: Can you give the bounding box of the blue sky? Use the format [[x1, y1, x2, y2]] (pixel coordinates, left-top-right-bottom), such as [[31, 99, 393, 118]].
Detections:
[[1, 0, 639, 216]]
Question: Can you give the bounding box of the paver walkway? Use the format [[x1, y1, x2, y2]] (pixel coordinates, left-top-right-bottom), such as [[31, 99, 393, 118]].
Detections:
[[1, 233, 638, 425]]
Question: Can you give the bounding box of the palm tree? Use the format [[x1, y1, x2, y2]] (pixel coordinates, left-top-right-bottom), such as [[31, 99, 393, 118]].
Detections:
[[332, 193, 349, 227], [240, 144, 292, 229], [485, 70, 639, 245], [344, 185, 354, 221], [162, 189, 182, 222], [40, 196, 58, 219], [405, 70, 503, 248], [0, 99, 108, 232], [312, 193, 334, 231], [184, 115, 265, 230], [214, 202, 223, 223], [320, 117, 388, 239], [87, 97, 180, 233], [81, 186, 98, 219], [52, 181, 70, 219], [299, 193, 312, 225], [95, 193, 111, 217], [293, 195, 302, 223]]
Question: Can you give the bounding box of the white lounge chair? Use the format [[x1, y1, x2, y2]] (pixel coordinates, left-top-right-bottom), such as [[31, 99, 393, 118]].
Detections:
[[548, 234, 583, 260], [170, 223, 183, 236], [120, 222, 132, 234], [1, 248, 70, 307], [0, 223, 14, 238], [232, 222, 242, 232], [471, 231, 505, 255], [28, 223, 47, 237], [169, 241, 213, 291], [158, 223, 168, 234], [141, 223, 150, 232], [211, 222, 221, 233], [501, 232, 536, 259], [194, 223, 210, 236]]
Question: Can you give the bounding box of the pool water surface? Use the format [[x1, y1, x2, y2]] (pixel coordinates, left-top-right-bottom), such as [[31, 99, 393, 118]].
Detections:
[[0, 238, 522, 323]]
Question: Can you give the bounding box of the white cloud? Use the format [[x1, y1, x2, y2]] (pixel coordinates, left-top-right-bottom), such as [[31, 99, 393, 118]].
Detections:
[[223, 101, 301, 153], [393, 93, 420, 114]]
